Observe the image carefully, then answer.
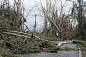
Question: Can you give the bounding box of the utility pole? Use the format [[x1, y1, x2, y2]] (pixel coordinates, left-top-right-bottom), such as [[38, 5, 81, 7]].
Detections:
[[45, 17, 47, 31], [22, 7, 25, 31], [79, 0, 83, 36], [34, 15, 37, 33]]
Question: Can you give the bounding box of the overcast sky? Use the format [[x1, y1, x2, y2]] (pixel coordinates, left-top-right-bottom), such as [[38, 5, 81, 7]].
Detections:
[[23, 0, 73, 31], [7, 0, 86, 32]]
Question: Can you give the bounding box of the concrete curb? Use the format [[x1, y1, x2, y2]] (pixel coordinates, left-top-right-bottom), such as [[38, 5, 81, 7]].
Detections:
[[79, 50, 82, 57]]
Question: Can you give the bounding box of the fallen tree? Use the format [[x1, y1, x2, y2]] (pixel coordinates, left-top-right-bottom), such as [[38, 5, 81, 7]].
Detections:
[[3, 31, 50, 42], [0, 31, 57, 54]]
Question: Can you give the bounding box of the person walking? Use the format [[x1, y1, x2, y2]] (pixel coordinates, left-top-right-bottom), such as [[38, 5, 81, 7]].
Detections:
[[50, 33, 52, 37], [59, 31, 63, 40], [64, 32, 67, 40], [56, 32, 58, 38]]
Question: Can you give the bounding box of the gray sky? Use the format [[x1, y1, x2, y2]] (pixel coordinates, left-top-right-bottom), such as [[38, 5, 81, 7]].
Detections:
[[24, 0, 46, 31], [23, 0, 73, 31], [8, 0, 86, 32]]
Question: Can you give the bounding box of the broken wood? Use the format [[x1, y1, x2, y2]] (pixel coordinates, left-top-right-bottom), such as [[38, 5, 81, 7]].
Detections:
[[0, 33, 18, 50], [9, 31, 32, 36], [3, 31, 57, 46], [34, 35, 49, 42], [3, 32, 31, 39]]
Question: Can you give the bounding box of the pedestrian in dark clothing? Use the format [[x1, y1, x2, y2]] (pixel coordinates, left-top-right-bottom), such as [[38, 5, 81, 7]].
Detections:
[[64, 32, 67, 40], [50, 33, 52, 37], [59, 31, 63, 40]]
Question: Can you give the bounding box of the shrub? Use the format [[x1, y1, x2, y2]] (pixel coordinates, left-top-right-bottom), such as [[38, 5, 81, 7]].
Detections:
[[29, 49, 42, 53], [46, 49, 57, 53]]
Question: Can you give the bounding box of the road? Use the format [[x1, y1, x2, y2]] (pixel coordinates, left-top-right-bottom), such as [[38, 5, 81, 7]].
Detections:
[[52, 41, 78, 49], [18, 41, 79, 57]]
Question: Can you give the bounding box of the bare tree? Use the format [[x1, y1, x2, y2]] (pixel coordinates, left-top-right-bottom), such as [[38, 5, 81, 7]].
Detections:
[[34, 0, 72, 36]]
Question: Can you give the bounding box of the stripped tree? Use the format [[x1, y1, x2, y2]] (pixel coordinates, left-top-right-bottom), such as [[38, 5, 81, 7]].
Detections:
[[34, 0, 72, 36]]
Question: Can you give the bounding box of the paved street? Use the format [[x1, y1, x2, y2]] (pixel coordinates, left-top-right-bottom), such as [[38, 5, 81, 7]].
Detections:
[[18, 41, 79, 57], [26, 51, 79, 57], [60, 43, 78, 49], [18, 51, 79, 57]]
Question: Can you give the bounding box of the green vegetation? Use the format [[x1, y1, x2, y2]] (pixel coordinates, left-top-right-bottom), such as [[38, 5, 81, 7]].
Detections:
[[46, 49, 58, 53], [54, 47, 76, 51], [0, 35, 57, 56], [0, 47, 24, 57], [46, 47, 77, 53], [38, 35, 59, 41], [64, 47, 76, 51], [1, 55, 24, 57], [20, 46, 42, 54], [73, 41, 86, 57], [82, 51, 86, 57]]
